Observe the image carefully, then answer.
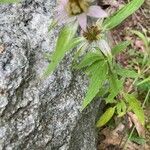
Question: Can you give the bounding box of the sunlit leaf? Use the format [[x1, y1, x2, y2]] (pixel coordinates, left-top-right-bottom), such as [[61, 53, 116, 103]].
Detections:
[[44, 23, 82, 77], [84, 60, 104, 76], [124, 94, 145, 125], [96, 107, 115, 127], [103, 0, 144, 29], [74, 52, 103, 70], [82, 61, 108, 110]]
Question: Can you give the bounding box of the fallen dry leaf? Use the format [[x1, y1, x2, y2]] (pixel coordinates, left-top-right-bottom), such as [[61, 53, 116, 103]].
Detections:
[[128, 112, 145, 137], [97, 124, 146, 150]]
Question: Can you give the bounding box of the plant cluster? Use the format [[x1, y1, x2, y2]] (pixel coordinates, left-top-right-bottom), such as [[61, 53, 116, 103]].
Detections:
[[45, 0, 147, 131], [46, 1, 150, 145], [1, 0, 149, 147]]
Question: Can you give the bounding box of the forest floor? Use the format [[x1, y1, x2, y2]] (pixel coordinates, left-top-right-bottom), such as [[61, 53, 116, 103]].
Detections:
[[97, 1, 150, 150]]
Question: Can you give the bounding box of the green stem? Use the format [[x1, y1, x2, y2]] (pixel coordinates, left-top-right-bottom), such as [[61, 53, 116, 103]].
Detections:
[[122, 126, 136, 150], [127, 77, 139, 93], [142, 89, 150, 108]]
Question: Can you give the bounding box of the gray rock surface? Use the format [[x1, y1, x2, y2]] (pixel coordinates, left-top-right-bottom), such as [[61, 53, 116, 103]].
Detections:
[[0, 0, 102, 149]]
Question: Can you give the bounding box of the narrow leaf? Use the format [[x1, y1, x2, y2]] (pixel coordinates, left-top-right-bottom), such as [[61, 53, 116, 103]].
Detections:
[[44, 23, 79, 77], [116, 66, 138, 78], [137, 77, 150, 86], [112, 41, 131, 55], [103, 0, 144, 29], [96, 107, 115, 127], [124, 94, 145, 125], [131, 30, 149, 51], [130, 135, 146, 145]]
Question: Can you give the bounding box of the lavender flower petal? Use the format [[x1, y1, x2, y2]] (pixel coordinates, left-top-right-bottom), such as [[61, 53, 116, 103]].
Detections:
[[87, 6, 108, 18]]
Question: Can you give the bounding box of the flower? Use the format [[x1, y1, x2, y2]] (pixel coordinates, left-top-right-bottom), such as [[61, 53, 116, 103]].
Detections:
[[82, 24, 111, 56], [55, 0, 108, 30]]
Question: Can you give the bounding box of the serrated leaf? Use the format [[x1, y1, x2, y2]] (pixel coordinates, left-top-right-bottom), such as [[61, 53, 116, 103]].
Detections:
[[112, 41, 131, 55], [82, 61, 108, 110], [96, 107, 115, 127], [74, 52, 103, 70], [103, 0, 144, 29], [106, 73, 123, 103], [124, 94, 145, 125], [116, 66, 138, 78], [0, 0, 19, 3], [84, 60, 104, 76], [44, 23, 82, 77]]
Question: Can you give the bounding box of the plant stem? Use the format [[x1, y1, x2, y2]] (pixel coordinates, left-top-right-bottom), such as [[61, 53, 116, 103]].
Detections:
[[122, 126, 136, 150], [127, 77, 139, 93], [142, 89, 150, 108]]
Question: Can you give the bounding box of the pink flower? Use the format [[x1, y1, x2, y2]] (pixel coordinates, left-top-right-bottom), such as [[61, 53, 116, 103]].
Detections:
[[55, 0, 108, 31]]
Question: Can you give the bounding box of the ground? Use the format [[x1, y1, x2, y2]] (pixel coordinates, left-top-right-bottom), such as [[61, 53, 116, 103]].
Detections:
[[97, 1, 150, 149]]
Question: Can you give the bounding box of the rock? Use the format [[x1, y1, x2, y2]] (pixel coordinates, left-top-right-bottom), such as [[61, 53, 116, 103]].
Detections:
[[0, 0, 102, 149]]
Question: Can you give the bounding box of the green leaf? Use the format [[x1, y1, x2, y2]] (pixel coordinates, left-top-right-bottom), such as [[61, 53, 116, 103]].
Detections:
[[82, 61, 108, 110], [74, 52, 103, 70], [112, 41, 131, 55], [0, 0, 19, 3], [44, 23, 81, 77], [116, 66, 138, 78], [103, 0, 144, 29], [137, 77, 150, 91], [96, 107, 115, 127], [96, 85, 109, 97], [130, 135, 146, 145], [131, 30, 149, 52], [124, 94, 145, 125], [137, 77, 150, 86], [116, 101, 127, 117], [84, 60, 103, 76], [106, 73, 123, 103]]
